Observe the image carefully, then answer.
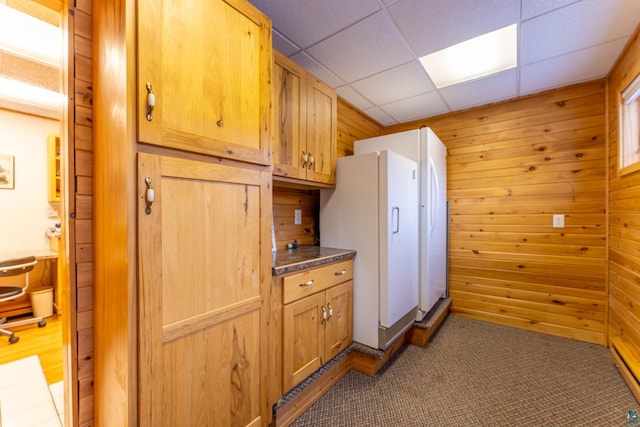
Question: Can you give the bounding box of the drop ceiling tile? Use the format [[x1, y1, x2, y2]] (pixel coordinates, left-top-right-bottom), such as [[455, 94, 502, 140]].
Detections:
[[306, 11, 414, 83], [388, 0, 520, 57], [521, 0, 579, 21], [380, 91, 449, 123], [439, 69, 517, 111], [521, 0, 640, 65], [289, 52, 345, 88], [351, 61, 435, 105], [520, 38, 628, 95], [248, 0, 380, 48], [272, 29, 300, 57], [362, 107, 396, 126], [335, 85, 374, 111]]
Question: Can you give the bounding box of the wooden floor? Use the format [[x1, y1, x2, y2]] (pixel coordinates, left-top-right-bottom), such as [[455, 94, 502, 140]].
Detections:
[[0, 315, 63, 385]]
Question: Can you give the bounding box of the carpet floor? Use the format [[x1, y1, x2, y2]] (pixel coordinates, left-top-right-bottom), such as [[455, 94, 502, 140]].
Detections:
[[291, 315, 639, 426]]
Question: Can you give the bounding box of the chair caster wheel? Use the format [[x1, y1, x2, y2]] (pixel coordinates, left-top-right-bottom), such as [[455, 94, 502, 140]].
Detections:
[[38, 320, 47, 328], [9, 335, 19, 344]]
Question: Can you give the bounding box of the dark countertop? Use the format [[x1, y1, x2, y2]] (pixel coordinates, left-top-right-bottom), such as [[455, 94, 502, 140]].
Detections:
[[272, 246, 356, 276]]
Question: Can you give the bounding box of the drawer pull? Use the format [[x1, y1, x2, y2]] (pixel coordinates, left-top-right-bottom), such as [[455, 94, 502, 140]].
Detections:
[[321, 305, 327, 322], [327, 303, 333, 318], [334, 269, 347, 276], [299, 279, 314, 287]]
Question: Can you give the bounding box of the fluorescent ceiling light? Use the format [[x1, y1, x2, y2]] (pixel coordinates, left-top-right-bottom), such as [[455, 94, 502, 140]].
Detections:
[[420, 24, 517, 89], [0, 77, 64, 110], [0, 4, 61, 67]]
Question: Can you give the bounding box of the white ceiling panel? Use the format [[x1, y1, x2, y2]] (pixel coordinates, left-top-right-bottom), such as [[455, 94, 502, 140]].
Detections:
[[439, 69, 517, 111], [350, 61, 435, 105], [249, 0, 380, 49], [380, 91, 449, 124], [520, 38, 628, 95], [335, 85, 375, 111], [362, 107, 396, 127], [521, 0, 640, 65], [306, 11, 414, 82], [521, 0, 580, 21], [388, 0, 520, 56], [289, 52, 345, 88], [272, 29, 299, 57], [249, 0, 640, 125]]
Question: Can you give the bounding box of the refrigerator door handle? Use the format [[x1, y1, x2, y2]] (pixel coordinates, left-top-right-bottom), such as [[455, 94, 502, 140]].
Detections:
[[392, 206, 400, 234], [430, 159, 439, 237]]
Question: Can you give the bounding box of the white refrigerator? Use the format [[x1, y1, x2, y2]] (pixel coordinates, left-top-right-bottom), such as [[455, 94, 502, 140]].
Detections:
[[320, 150, 418, 350], [354, 128, 448, 321]]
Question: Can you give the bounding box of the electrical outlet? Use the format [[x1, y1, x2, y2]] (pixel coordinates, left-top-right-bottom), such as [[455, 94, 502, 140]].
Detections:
[[294, 209, 302, 225], [553, 214, 565, 228]]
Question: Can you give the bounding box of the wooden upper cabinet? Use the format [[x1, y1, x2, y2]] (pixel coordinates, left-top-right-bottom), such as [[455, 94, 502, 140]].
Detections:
[[272, 52, 306, 180], [137, 0, 272, 165], [306, 77, 337, 184], [272, 51, 337, 186]]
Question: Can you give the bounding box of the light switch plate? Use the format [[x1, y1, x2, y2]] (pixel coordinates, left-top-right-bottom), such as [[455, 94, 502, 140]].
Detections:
[[553, 214, 565, 228], [294, 209, 302, 225]]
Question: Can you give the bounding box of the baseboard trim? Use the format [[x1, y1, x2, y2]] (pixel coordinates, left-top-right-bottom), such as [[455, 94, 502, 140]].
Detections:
[[610, 337, 640, 403], [274, 354, 352, 427]]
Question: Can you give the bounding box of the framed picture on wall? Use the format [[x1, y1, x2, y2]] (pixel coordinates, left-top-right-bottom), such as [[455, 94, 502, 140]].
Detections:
[[0, 155, 15, 189]]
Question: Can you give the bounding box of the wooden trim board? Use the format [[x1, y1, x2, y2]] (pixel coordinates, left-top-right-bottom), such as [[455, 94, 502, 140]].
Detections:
[[274, 353, 352, 427]]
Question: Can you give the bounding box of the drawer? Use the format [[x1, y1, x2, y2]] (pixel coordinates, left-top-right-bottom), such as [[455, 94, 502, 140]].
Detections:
[[283, 259, 353, 305]]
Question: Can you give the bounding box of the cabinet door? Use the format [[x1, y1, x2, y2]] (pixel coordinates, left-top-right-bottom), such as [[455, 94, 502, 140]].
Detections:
[[324, 281, 353, 360], [272, 51, 307, 180], [138, 0, 271, 165], [138, 153, 270, 426], [305, 76, 337, 184], [282, 292, 325, 392]]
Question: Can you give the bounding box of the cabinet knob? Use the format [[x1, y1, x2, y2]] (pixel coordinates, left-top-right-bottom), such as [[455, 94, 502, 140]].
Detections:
[[327, 303, 333, 318], [301, 150, 308, 168], [321, 305, 327, 322], [334, 269, 347, 276], [299, 279, 314, 287], [308, 152, 314, 169]]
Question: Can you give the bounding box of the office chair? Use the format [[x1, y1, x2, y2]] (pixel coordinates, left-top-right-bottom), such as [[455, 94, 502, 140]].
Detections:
[[0, 256, 47, 344]]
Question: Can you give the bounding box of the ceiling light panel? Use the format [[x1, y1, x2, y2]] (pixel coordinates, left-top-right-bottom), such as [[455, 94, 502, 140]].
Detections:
[[0, 4, 61, 67], [420, 24, 517, 89]]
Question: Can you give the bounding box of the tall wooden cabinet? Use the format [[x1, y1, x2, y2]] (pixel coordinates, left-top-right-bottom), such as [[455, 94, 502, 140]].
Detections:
[[93, 1, 272, 426], [272, 51, 337, 186], [138, 153, 270, 426]]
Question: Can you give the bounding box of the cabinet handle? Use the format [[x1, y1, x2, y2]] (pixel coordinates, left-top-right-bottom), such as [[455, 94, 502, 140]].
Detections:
[[299, 279, 314, 287], [321, 305, 327, 322], [327, 303, 333, 318], [144, 177, 154, 215], [301, 150, 308, 168], [334, 269, 347, 276], [308, 152, 314, 169], [145, 82, 155, 122]]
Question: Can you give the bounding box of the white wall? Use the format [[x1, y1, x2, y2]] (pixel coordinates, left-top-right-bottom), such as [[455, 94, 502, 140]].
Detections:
[[0, 109, 60, 253]]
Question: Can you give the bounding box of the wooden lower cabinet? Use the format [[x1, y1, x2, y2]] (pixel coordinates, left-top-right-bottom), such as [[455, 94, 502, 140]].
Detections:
[[281, 260, 353, 393], [137, 152, 271, 426]]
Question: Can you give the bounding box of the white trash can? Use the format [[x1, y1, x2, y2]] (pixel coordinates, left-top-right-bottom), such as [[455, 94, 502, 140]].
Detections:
[[30, 286, 54, 318]]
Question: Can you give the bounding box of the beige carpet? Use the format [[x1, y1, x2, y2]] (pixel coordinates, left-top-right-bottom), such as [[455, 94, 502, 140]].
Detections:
[[292, 315, 639, 426]]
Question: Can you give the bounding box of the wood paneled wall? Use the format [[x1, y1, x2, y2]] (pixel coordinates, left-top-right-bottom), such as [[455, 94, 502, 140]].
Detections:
[[273, 188, 320, 249], [70, 0, 94, 425], [272, 98, 382, 248], [386, 80, 608, 345], [336, 98, 383, 157], [607, 26, 640, 397]]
